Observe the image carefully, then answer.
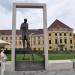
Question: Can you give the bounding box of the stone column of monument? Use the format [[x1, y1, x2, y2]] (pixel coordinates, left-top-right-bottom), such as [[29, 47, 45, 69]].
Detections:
[[12, 3, 48, 71]]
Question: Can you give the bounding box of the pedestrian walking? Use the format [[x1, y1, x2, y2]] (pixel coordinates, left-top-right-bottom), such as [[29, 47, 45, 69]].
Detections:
[[0, 50, 7, 75]]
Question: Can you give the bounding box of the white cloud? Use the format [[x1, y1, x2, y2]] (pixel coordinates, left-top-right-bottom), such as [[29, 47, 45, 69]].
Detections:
[[47, 0, 75, 32], [16, 9, 43, 29], [0, 0, 75, 32], [0, 12, 12, 29]]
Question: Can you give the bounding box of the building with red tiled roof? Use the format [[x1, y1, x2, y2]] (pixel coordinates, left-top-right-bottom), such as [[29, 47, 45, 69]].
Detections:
[[0, 19, 75, 51]]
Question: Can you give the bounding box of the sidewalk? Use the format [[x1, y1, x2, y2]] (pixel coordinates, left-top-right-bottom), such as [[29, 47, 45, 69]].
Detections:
[[3, 69, 75, 75], [0, 61, 75, 75]]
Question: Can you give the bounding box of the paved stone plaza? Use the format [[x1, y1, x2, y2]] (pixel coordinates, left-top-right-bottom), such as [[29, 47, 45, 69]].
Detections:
[[0, 61, 75, 75], [1, 69, 75, 75]]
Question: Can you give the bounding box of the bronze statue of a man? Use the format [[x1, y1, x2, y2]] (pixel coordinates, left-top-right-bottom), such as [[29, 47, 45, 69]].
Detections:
[[20, 18, 30, 48]]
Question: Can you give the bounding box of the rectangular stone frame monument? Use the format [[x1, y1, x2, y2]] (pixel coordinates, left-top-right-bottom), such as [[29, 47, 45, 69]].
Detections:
[[12, 3, 48, 71]]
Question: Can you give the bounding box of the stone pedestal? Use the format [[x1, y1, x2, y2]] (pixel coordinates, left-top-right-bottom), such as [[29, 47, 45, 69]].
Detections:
[[15, 48, 45, 71]]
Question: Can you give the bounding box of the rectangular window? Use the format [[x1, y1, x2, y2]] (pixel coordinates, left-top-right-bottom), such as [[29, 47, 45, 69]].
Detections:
[[33, 37, 36, 45], [60, 39, 62, 43], [65, 48, 67, 50], [49, 33, 51, 36], [70, 33, 72, 36], [49, 46, 52, 49], [64, 33, 66, 36], [19, 41, 21, 45], [34, 48, 36, 50], [64, 39, 67, 44], [49, 40, 51, 44], [70, 40, 72, 44], [55, 33, 57, 36], [6, 37, 8, 40], [60, 33, 62, 36], [55, 39, 57, 44]]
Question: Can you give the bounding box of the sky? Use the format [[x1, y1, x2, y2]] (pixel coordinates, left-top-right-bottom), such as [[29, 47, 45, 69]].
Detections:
[[0, 0, 75, 32]]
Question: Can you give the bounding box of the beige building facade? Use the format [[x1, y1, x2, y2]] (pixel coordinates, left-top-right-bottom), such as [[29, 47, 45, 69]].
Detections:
[[73, 33, 75, 50], [0, 19, 75, 51]]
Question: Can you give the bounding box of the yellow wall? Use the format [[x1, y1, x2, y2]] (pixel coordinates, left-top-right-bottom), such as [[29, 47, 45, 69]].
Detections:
[[73, 35, 75, 50], [48, 31, 74, 51], [0, 30, 74, 51]]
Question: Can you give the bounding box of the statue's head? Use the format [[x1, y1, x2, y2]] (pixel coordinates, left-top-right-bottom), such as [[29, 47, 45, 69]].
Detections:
[[24, 18, 27, 22]]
